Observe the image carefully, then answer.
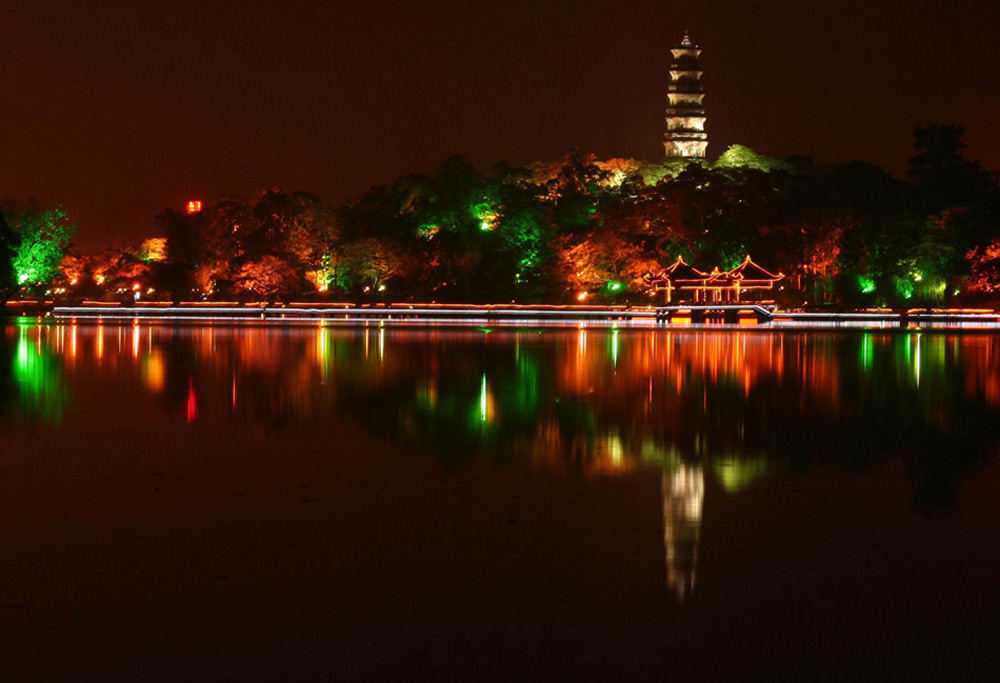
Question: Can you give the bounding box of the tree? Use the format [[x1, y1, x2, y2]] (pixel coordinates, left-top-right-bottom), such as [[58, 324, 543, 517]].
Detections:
[[966, 239, 1000, 293], [236, 255, 299, 299], [342, 238, 403, 296], [908, 123, 994, 214], [0, 210, 17, 306], [0, 197, 75, 291], [713, 144, 791, 173]]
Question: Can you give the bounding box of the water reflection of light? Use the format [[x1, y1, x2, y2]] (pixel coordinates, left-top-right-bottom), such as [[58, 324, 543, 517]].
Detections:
[[480, 374, 489, 423], [132, 322, 140, 359], [18, 325, 29, 368], [604, 429, 624, 468], [142, 350, 166, 393], [186, 377, 198, 423], [663, 464, 704, 603], [714, 455, 769, 493], [479, 373, 498, 426], [96, 324, 104, 360], [316, 327, 330, 382]]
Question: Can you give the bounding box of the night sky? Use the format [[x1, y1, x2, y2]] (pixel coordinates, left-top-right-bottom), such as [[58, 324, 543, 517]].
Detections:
[[2, 1, 997, 248]]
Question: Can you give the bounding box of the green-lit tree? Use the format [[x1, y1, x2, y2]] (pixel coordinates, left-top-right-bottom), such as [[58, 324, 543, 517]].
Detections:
[[713, 144, 791, 173], [0, 197, 75, 292]]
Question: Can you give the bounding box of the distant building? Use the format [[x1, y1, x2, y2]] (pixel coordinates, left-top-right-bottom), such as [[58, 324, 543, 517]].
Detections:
[[663, 32, 708, 159]]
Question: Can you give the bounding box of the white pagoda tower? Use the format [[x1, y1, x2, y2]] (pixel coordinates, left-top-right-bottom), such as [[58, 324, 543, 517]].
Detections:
[[663, 32, 708, 159]]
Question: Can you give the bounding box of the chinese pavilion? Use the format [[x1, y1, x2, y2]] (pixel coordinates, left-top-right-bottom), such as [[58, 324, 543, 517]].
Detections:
[[663, 32, 708, 159], [644, 256, 785, 303]]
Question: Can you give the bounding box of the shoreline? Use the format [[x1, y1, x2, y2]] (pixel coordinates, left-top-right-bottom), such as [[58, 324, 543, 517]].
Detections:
[[2, 300, 1000, 329]]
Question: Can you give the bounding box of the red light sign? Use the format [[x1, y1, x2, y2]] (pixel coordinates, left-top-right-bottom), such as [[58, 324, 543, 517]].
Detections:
[[186, 200, 203, 214]]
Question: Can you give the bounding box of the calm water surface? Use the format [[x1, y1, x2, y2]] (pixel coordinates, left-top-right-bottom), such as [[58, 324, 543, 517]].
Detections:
[[2, 321, 1000, 681]]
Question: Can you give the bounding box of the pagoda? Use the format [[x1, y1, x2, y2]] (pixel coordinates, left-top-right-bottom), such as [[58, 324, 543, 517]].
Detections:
[[663, 32, 708, 159]]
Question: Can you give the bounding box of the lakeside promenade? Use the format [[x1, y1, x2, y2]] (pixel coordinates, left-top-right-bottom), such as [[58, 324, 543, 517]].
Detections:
[[3, 301, 999, 328]]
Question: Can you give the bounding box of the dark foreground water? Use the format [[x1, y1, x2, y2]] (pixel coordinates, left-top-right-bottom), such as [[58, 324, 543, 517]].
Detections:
[[2, 321, 1000, 681]]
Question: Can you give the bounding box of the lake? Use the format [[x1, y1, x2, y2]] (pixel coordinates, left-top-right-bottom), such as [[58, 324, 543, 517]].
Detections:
[[2, 321, 999, 681]]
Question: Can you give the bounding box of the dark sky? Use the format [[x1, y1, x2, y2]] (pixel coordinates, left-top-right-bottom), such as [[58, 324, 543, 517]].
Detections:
[[2, 0, 998, 248]]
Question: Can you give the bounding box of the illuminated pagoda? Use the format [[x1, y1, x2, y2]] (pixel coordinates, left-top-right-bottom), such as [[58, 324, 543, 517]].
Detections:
[[663, 32, 708, 159]]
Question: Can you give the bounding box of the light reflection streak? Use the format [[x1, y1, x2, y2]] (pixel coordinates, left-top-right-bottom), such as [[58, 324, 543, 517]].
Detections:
[[186, 377, 197, 423], [480, 374, 488, 424], [663, 464, 704, 603]]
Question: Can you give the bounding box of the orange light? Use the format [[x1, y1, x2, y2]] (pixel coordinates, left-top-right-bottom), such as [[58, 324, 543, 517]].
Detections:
[[577, 292, 588, 301], [186, 200, 203, 214]]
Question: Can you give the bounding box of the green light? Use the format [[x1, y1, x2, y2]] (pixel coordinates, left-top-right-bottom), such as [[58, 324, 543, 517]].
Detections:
[[611, 329, 619, 367], [713, 456, 770, 493], [471, 200, 497, 232], [857, 276, 876, 294], [12, 327, 68, 424], [480, 373, 488, 424], [606, 281, 624, 292], [896, 279, 915, 300], [417, 223, 440, 238], [7, 201, 75, 289], [861, 333, 873, 372]]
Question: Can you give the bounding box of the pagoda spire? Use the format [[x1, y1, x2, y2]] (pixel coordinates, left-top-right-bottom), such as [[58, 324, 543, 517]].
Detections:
[[663, 32, 708, 159]]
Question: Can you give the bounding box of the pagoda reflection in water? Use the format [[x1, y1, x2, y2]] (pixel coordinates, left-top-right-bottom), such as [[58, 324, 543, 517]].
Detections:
[[663, 464, 704, 602]]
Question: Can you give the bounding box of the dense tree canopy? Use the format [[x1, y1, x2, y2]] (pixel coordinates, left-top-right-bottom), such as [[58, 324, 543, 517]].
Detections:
[[0, 197, 76, 295], [5, 124, 999, 307]]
